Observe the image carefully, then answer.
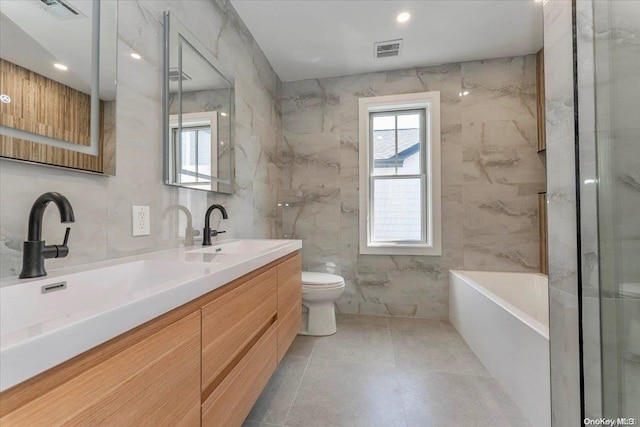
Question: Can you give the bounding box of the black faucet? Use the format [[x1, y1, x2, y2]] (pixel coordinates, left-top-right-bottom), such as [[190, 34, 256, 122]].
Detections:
[[19, 192, 75, 279], [202, 204, 227, 246]]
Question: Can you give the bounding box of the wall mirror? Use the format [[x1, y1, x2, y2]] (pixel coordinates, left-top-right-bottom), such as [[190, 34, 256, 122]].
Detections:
[[0, 0, 117, 175], [163, 12, 234, 194]]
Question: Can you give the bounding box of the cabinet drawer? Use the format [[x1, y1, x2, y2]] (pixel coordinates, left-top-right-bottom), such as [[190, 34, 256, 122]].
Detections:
[[202, 323, 278, 427], [201, 267, 278, 392], [278, 305, 301, 362], [278, 253, 301, 287], [1, 311, 201, 427]]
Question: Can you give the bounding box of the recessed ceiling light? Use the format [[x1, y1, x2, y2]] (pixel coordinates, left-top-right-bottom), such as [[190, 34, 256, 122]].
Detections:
[[54, 63, 68, 71], [396, 12, 410, 23], [220, 112, 228, 116], [131, 52, 141, 60], [534, 0, 543, 2]]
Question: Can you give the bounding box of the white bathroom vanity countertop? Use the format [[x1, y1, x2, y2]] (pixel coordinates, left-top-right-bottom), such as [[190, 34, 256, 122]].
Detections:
[[0, 239, 302, 392]]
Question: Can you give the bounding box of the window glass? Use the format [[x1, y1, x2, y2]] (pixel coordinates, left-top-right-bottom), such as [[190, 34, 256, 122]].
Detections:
[[177, 126, 212, 183], [372, 177, 423, 242], [372, 115, 396, 176], [396, 113, 421, 176], [196, 129, 211, 181]]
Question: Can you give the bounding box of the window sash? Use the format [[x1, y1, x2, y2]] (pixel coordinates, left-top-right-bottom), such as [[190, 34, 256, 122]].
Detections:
[[370, 175, 426, 244], [174, 125, 213, 183], [368, 109, 427, 245], [369, 109, 425, 176]]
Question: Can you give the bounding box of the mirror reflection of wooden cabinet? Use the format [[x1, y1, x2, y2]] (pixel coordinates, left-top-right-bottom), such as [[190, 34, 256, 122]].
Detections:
[[539, 192, 548, 275], [0, 0, 117, 175]]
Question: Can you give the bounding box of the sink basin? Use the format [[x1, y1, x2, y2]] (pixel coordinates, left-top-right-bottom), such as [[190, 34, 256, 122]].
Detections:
[[1, 260, 213, 340], [188, 239, 290, 255]]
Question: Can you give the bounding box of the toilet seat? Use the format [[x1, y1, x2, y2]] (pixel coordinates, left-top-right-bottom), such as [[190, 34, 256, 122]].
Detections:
[[302, 282, 345, 291], [302, 272, 345, 287]]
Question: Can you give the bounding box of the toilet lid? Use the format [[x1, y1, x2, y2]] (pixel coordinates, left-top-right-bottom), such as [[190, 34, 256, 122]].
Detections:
[[302, 272, 344, 286], [620, 283, 640, 298]]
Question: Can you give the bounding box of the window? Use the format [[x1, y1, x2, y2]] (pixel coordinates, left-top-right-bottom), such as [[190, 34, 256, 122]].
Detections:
[[358, 92, 442, 256], [174, 125, 212, 183], [168, 111, 219, 190]]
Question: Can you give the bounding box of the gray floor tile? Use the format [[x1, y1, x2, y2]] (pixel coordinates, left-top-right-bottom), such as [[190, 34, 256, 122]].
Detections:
[[387, 316, 455, 334], [284, 358, 407, 427], [286, 335, 319, 358], [311, 323, 395, 366], [336, 313, 389, 329], [246, 355, 309, 425], [397, 368, 531, 427], [243, 421, 284, 427], [246, 316, 531, 427], [389, 318, 490, 376]]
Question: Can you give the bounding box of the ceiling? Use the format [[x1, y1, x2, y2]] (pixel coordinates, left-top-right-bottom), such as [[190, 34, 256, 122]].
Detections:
[[231, 0, 543, 82], [0, 0, 117, 99], [168, 13, 232, 93]]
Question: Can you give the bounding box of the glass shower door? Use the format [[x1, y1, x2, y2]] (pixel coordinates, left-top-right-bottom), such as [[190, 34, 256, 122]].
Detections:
[[593, 0, 640, 418]]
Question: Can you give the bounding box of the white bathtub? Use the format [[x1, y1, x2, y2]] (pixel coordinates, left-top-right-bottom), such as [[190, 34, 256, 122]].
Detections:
[[449, 270, 550, 427]]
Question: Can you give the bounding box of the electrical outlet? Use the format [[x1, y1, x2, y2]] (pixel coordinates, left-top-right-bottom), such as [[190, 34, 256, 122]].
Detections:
[[132, 206, 150, 236]]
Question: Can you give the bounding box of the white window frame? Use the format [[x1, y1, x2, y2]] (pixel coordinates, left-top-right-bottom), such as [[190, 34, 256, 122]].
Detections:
[[358, 92, 442, 256]]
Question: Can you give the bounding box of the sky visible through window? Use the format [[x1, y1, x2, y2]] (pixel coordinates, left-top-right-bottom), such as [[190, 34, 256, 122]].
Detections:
[[372, 114, 419, 131]]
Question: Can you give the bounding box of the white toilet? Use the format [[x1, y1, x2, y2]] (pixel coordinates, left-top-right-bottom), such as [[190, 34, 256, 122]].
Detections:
[[299, 272, 345, 336]]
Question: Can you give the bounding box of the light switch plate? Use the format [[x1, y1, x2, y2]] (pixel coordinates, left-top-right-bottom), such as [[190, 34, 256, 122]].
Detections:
[[132, 206, 150, 236]]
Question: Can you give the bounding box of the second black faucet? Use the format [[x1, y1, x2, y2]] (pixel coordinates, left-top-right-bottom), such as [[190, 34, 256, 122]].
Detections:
[[202, 204, 228, 246]]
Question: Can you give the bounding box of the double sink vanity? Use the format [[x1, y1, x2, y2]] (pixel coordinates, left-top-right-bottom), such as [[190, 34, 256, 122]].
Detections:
[[0, 238, 302, 426]]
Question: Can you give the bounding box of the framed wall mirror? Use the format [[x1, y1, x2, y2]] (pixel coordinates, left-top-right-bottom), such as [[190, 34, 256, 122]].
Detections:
[[163, 11, 234, 194], [0, 0, 117, 175]]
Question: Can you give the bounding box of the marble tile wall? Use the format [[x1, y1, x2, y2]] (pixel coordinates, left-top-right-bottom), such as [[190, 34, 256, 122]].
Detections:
[[0, 0, 282, 278], [543, 0, 582, 425], [281, 55, 544, 319]]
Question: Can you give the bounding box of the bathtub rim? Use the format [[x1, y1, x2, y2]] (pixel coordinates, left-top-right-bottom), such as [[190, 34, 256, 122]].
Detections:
[[450, 269, 549, 340]]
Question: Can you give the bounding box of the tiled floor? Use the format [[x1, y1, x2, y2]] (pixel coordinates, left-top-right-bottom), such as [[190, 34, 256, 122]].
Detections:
[[243, 314, 531, 427]]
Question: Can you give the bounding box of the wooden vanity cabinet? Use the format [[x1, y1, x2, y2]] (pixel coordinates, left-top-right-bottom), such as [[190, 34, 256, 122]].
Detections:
[[277, 253, 302, 362], [0, 311, 202, 427], [0, 252, 302, 427]]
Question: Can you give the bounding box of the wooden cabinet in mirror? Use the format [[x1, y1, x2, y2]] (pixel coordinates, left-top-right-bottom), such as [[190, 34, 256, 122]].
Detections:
[[0, 0, 117, 175]]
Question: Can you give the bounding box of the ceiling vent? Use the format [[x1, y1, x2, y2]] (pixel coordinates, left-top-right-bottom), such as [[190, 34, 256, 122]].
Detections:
[[168, 68, 192, 82], [39, 0, 84, 20], [374, 39, 403, 59]]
